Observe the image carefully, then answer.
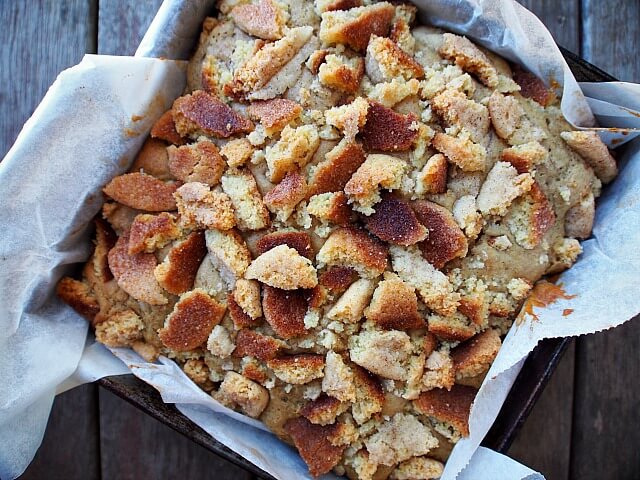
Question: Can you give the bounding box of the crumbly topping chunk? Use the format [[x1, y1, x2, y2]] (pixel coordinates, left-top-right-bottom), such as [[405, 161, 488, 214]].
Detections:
[[268, 353, 325, 384], [451, 328, 501, 380], [365, 195, 427, 246], [561, 131, 618, 183], [216, 371, 269, 418], [309, 139, 367, 195], [247, 98, 303, 136], [220, 138, 255, 167], [360, 101, 419, 152], [317, 226, 389, 278], [432, 132, 486, 172], [175, 182, 236, 230], [150, 110, 186, 145], [154, 231, 207, 295], [365, 35, 424, 83], [350, 330, 412, 380], [230, 0, 287, 40], [413, 384, 477, 437], [128, 212, 181, 255], [204, 228, 252, 288], [262, 285, 309, 338], [344, 154, 406, 214], [476, 161, 534, 216], [438, 33, 498, 87], [167, 138, 226, 185], [318, 53, 365, 93], [103, 173, 178, 212], [263, 170, 309, 221], [246, 244, 318, 290], [221, 168, 271, 230], [265, 124, 320, 182]]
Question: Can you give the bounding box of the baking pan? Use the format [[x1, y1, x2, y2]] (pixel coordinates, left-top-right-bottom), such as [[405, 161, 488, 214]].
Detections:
[[98, 48, 618, 479]]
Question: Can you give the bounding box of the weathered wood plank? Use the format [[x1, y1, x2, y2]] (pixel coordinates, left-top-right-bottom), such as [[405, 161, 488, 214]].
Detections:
[[581, 0, 640, 82], [98, 0, 164, 55], [508, 341, 575, 480], [570, 317, 640, 479], [516, 0, 580, 52], [99, 388, 253, 480], [20, 385, 101, 480], [0, 0, 97, 159]]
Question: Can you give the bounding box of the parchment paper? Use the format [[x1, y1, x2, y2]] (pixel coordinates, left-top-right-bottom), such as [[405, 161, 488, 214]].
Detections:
[[1, 1, 639, 479]]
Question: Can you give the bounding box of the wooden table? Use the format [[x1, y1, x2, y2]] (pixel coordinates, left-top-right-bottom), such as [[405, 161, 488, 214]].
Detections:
[[2, 2, 638, 479]]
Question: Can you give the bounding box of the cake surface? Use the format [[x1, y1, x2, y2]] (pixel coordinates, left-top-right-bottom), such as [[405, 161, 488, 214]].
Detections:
[[59, 1, 616, 478]]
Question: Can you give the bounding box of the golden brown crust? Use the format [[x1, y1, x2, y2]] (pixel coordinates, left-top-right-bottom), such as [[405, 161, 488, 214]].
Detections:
[[227, 292, 259, 329], [417, 153, 448, 195], [307, 49, 331, 74], [154, 231, 207, 295], [159, 289, 225, 351], [431, 88, 489, 143], [267, 353, 325, 384], [500, 141, 547, 174], [438, 33, 498, 88], [319, 2, 396, 52], [317, 226, 389, 278], [360, 101, 419, 152], [365, 195, 428, 246], [318, 55, 365, 94], [173, 90, 254, 139], [262, 285, 308, 339], [103, 173, 178, 212], [230, 0, 286, 40], [256, 230, 315, 260], [319, 266, 357, 292], [247, 98, 303, 133], [413, 385, 477, 437], [131, 137, 173, 180], [175, 182, 236, 230], [365, 272, 424, 330], [128, 212, 181, 255], [300, 394, 344, 425], [167, 138, 226, 185], [221, 168, 271, 231], [283, 417, 347, 477], [263, 170, 309, 218], [366, 35, 424, 81], [308, 140, 367, 196], [220, 138, 254, 168], [432, 132, 485, 172], [107, 231, 167, 305], [94, 218, 117, 283], [512, 65, 557, 107], [246, 244, 318, 290], [322, 0, 363, 12], [506, 182, 556, 249], [150, 110, 186, 145], [413, 200, 468, 269], [427, 313, 476, 342], [57, 277, 100, 323], [451, 328, 501, 379], [308, 192, 354, 225], [561, 130, 618, 184], [234, 329, 285, 361]]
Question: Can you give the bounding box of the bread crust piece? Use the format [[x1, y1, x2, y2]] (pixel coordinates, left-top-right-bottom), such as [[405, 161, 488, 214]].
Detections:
[[154, 231, 207, 295], [308, 139, 367, 196], [263, 170, 309, 221], [268, 353, 325, 384], [451, 328, 501, 380], [150, 110, 186, 145], [344, 154, 406, 214], [103, 173, 178, 212], [247, 98, 303, 135], [128, 212, 182, 255], [319, 266, 357, 292], [318, 54, 365, 94], [366, 195, 428, 246], [283, 417, 347, 477], [413, 200, 468, 269], [131, 137, 173, 180], [158, 289, 226, 351], [512, 65, 557, 107], [221, 168, 270, 231], [505, 182, 556, 249], [365, 35, 424, 83], [365, 272, 424, 330], [349, 329, 412, 380], [233, 329, 285, 361], [476, 161, 534, 216], [413, 384, 477, 437], [175, 182, 236, 230], [317, 226, 389, 278], [204, 228, 252, 288], [256, 230, 315, 260], [431, 132, 486, 172], [438, 33, 498, 88], [262, 285, 308, 338], [167, 138, 226, 185], [245, 244, 318, 290], [300, 394, 345, 425], [431, 88, 489, 144], [360, 101, 419, 152], [216, 371, 269, 418], [561, 130, 617, 183], [173, 90, 254, 139], [319, 2, 395, 52], [107, 231, 167, 305], [230, 0, 286, 40]]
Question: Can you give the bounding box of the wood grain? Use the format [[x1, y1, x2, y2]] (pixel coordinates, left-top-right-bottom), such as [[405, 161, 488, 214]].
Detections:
[[571, 317, 640, 479], [99, 388, 252, 480], [98, 0, 164, 55], [508, 341, 576, 480], [20, 385, 101, 480], [581, 0, 640, 82], [0, 0, 97, 159], [517, 0, 581, 52]]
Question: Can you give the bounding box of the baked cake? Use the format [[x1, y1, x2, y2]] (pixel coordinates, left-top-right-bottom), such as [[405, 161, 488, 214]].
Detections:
[[57, 1, 616, 478]]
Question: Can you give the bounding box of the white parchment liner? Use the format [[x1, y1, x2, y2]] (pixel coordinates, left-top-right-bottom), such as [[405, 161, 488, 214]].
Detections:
[[1, 1, 639, 479]]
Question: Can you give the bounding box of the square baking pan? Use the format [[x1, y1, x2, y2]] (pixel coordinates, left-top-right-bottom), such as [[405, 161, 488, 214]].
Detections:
[[96, 47, 619, 479]]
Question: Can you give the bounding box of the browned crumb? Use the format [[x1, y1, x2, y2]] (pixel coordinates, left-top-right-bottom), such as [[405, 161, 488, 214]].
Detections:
[[413, 384, 477, 437], [130, 137, 173, 180], [158, 289, 226, 351], [308, 139, 367, 196], [283, 417, 347, 477], [154, 231, 207, 295], [233, 329, 285, 361], [263, 170, 309, 220], [267, 354, 325, 384], [561, 130, 617, 184], [501, 141, 547, 174], [245, 244, 318, 290], [365, 194, 428, 246], [56, 277, 99, 322], [167, 138, 226, 185], [451, 328, 501, 380], [360, 101, 419, 152], [128, 212, 181, 255], [173, 90, 254, 139], [107, 231, 167, 305], [365, 272, 424, 330], [256, 230, 315, 260], [262, 285, 308, 339], [247, 98, 303, 135], [318, 54, 365, 94], [103, 173, 178, 212], [319, 266, 357, 292], [512, 65, 557, 107], [413, 200, 468, 269], [300, 394, 344, 425], [174, 182, 236, 230], [438, 33, 498, 88], [416, 153, 448, 195], [317, 226, 389, 278], [230, 0, 286, 40], [431, 132, 486, 172], [150, 110, 186, 145]]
